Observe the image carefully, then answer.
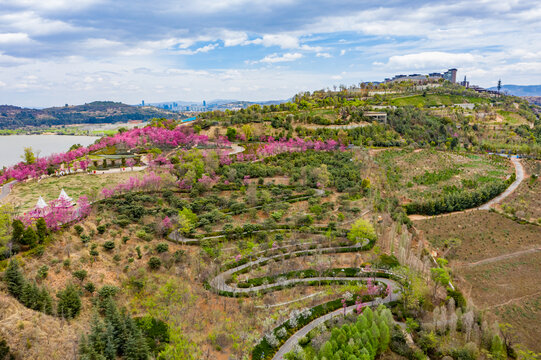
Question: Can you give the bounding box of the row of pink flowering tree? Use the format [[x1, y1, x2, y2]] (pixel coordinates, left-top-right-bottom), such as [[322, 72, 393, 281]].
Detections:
[[0, 125, 209, 184]]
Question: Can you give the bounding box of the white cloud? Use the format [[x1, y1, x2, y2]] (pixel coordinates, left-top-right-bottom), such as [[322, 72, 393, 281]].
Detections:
[[175, 0, 295, 14], [83, 38, 123, 49], [340, 50, 346, 56], [255, 52, 303, 64], [316, 52, 332, 58], [0, 11, 79, 35], [0, 52, 29, 65], [382, 52, 483, 70], [176, 43, 219, 55], [220, 30, 248, 47], [2, 0, 103, 11], [0, 32, 32, 44], [250, 34, 299, 49]]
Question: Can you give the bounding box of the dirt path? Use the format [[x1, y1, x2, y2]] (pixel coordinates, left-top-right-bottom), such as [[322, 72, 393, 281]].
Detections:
[[410, 157, 524, 221], [468, 247, 541, 267]]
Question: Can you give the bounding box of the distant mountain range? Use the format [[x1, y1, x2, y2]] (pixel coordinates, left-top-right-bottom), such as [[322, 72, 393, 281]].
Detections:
[[487, 85, 541, 96], [0, 101, 184, 129]]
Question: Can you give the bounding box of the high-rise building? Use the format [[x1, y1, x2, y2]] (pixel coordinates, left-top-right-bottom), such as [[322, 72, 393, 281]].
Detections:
[[141, 100, 145, 106], [442, 68, 457, 83], [203, 100, 206, 107]]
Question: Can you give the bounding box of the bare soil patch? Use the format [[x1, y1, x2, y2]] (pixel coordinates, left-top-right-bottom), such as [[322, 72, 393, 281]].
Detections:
[[414, 211, 540, 263], [456, 251, 541, 352]]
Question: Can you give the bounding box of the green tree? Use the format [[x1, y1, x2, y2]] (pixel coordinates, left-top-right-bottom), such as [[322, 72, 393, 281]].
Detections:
[[0, 204, 13, 247], [11, 219, 24, 244], [430, 259, 451, 298], [178, 208, 198, 235], [158, 327, 201, 360], [4, 259, 25, 299], [35, 218, 48, 243], [22, 147, 35, 164], [491, 335, 507, 360], [226, 127, 237, 142], [348, 219, 376, 243], [20, 226, 38, 247], [57, 284, 82, 319]]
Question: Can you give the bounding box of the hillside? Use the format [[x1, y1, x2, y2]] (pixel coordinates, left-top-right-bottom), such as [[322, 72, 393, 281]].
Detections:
[[1, 84, 540, 360], [487, 84, 541, 96], [0, 101, 185, 129]]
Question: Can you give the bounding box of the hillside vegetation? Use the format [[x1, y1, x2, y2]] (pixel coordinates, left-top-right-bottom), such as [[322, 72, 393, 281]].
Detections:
[[0, 101, 184, 129]]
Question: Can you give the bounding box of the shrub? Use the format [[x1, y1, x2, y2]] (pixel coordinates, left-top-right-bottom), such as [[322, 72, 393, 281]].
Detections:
[[102, 241, 115, 251], [73, 270, 88, 282], [155, 243, 169, 253], [74, 225, 84, 236], [148, 257, 162, 270], [96, 224, 106, 234], [98, 285, 119, 300], [136, 230, 152, 242], [84, 282, 95, 294], [37, 265, 49, 280], [447, 288, 467, 310], [378, 254, 400, 268]]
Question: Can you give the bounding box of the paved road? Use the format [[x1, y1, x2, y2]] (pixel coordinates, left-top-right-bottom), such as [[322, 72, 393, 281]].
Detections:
[[479, 157, 524, 210], [209, 242, 370, 294], [272, 278, 399, 360], [205, 238, 403, 359], [410, 157, 524, 220], [0, 180, 17, 201]]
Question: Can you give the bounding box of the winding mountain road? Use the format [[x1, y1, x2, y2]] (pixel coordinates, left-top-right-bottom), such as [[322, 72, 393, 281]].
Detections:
[[478, 157, 524, 210], [272, 281, 398, 360], [205, 238, 403, 360], [409, 156, 524, 220]]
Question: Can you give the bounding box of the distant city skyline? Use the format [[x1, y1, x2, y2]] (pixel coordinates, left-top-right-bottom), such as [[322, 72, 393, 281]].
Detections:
[[1, 0, 540, 108]]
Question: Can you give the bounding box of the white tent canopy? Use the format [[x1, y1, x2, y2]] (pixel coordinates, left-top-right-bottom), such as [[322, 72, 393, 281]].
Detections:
[[58, 189, 73, 204], [36, 196, 47, 209]]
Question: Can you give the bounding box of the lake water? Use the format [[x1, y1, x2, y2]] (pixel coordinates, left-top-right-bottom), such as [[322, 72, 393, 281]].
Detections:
[[0, 135, 101, 168]]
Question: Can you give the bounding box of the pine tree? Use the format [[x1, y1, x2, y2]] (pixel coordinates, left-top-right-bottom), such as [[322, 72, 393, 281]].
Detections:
[[377, 322, 390, 353], [35, 218, 48, 243], [104, 298, 128, 356], [57, 284, 82, 319], [11, 220, 24, 243], [124, 315, 149, 360], [20, 227, 38, 247], [38, 287, 54, 315], [4, 259, 25, 299], [20, 282, 37, 309], [103, 322, 117, 360]]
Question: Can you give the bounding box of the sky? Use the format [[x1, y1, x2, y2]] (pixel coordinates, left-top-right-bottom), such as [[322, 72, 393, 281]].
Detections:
[[0, 0, 540, 108]]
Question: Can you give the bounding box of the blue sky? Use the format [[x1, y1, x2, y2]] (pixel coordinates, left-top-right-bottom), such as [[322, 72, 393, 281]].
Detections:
[[0, 0, 540, 107]]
